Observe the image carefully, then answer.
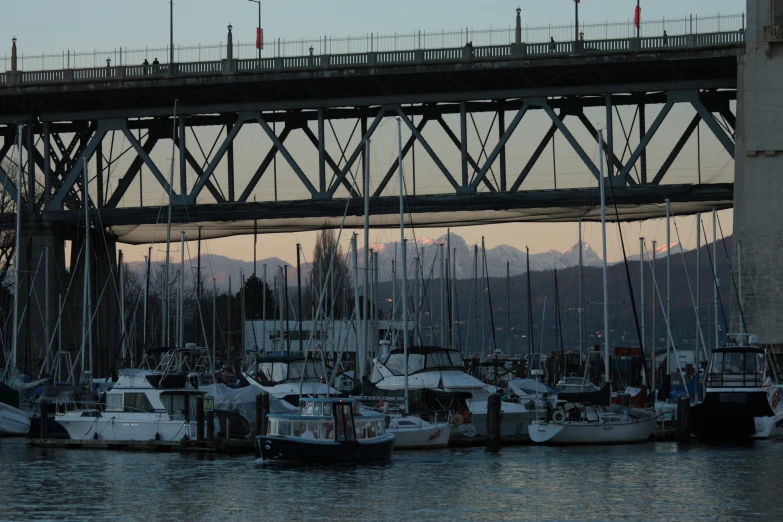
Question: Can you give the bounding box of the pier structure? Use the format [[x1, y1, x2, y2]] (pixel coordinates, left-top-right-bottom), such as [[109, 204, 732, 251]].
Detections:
[[732, 1, 783, 351], [0, 8, 755, 375]]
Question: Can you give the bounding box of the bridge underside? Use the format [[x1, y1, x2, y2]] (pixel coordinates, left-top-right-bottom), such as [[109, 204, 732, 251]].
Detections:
[[0, 44, 739, 245]]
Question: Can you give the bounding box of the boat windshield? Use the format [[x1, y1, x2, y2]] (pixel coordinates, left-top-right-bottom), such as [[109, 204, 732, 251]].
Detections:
[[706, 350, 765, 388], [381, 351, 463, 376], [287, 360, 326, 381]]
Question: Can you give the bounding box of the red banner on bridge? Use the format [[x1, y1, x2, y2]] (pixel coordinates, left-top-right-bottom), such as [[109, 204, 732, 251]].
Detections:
[[256, 28, 264, 50]]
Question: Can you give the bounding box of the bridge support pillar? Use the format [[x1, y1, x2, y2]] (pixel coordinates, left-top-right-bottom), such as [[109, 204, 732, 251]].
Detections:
[[732, 0, 783, 351], [15, 223, 68, 380], [66, 227, 119, 380]]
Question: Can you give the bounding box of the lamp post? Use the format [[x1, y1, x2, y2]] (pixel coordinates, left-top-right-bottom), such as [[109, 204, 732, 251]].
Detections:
[[169, 0, 174, 65], [248, 0, 262, 61]]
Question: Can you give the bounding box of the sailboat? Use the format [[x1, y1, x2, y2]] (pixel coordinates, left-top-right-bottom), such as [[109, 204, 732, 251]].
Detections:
[[1, 124, 31, 436], [528, 129, 659, 445]]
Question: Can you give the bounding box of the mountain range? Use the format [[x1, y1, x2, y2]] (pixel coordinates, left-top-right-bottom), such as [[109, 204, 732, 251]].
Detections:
[[125, 233, 686, 290]]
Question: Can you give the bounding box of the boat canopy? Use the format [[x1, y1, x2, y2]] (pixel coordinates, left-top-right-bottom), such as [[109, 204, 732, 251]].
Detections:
[[377, 347, 464, 376]]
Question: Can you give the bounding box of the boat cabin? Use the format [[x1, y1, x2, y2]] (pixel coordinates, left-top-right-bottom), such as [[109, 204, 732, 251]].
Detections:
[[247, 355, 327, 385], [706, 346, 768, 389], [266, 398, 388, 443], [372, 346, 464, 381]]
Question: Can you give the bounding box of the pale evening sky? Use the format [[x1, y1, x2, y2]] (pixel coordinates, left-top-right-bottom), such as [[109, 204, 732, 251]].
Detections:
[[2, 1, 743, 271]]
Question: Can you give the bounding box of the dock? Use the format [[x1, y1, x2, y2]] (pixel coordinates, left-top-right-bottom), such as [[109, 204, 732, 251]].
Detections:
[[27, 438, 257, 454]]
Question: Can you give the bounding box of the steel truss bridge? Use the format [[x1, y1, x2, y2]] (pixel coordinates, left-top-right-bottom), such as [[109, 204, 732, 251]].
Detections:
[[0, 29, 743, 242]]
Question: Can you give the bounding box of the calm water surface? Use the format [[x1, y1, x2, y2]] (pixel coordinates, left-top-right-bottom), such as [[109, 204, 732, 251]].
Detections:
[[0, 437, 780, 521]]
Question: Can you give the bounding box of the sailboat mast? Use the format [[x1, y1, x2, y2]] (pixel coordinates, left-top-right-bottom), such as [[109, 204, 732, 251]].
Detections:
[[652, 240, 657, 375], [578, 218, 584, 358], [526, 246, 533, 358], [599, 131, 610, 384], [179, 231, 185, 348], [713, 209, 718, 350], [362, 140, 371, 376], [11, 124, 22, 374], [440, 243, 446, 348], [397, 118, 409, 415], [83, 157, 92, 378], [143, 251, 149, 360], [639, 237, 645, 360], [352, 234, 361, 372], [452, 247, 457, 353], [666, 198, 671, 375]]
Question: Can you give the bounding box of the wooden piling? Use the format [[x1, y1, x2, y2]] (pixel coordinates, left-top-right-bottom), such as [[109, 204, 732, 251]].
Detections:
[[206, 410, 215, 442], [38, 400, 49, 440], [196, 396, 205, 441], [676, 396, 691, 442], [256, 392, 270, 437], [486, 393, 502, 451]]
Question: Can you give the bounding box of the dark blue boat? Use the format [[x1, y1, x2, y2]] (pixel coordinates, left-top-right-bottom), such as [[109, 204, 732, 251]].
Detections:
[[257, 397, 395, 463]]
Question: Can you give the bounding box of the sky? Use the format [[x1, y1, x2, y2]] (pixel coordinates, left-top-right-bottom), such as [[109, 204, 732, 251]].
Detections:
[[1, 1, 744, 270]]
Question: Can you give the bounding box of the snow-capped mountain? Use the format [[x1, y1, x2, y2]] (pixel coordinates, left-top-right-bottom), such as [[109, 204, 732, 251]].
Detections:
[[124, 234, 610, 288]]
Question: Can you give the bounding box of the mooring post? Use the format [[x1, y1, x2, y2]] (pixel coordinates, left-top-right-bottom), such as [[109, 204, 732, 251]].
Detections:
[[486, 393, 502, 451], [258, 392, 270, 436], [206, 410, 215, 442], [196, 395, 205, 441], [38, 400, 48, 440], [676, 396, 691, 442]]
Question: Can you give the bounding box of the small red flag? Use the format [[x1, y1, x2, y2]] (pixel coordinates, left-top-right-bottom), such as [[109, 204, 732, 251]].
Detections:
[[634, 6, 641, 29]]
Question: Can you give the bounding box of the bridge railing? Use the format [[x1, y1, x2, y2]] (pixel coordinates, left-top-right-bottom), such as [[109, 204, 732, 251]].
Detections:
[[1, 30, 746, 87], [2, 12, 744, 72]]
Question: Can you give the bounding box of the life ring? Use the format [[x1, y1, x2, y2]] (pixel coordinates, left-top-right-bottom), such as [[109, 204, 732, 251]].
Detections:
[[452, 413, 464, 427], [463, 410, 473, 425], [552, 411, 566, 423]]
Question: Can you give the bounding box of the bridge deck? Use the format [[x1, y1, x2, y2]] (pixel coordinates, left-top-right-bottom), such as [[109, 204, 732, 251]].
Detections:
[[1, 31, 744, 121]]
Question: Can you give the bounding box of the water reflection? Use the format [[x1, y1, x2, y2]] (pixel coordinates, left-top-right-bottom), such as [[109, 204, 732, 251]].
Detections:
[[0, 438, 781, 521]]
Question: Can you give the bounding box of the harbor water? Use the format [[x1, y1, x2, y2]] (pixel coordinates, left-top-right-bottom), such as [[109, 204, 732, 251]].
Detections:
[[0, 437, 781, 521]]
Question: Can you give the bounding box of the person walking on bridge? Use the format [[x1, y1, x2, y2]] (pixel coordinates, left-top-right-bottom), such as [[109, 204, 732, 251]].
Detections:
[[152, 57, 160, 73], [142, 58, 149, 75], [549, 37, 556, 52]]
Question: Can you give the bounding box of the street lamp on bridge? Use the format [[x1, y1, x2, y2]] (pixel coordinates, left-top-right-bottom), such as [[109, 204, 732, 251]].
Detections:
[[248, 0, 262, 61]]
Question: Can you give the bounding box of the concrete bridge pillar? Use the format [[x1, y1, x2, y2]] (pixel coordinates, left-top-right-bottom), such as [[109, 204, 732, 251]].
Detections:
[[66, 227, 120, 380], [15, 224, 68, 379], [733, 0, 783, 350]]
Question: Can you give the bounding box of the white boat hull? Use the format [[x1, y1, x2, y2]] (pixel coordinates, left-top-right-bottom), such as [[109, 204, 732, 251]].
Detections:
[[55, 412, 198, 442], [752, 411, 783, 439], [0, 402, 31, 435], [528, 416, 658, 445], [390, 423, 450, 449], [470, 409, 536, 440]]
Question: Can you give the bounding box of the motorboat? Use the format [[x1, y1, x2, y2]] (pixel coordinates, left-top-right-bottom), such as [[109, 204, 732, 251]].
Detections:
[[243, 354, 340, 406], [54, 347, 207, 441], [370, 346, 536, 439], [258, 397, 395, 463], [0, 380, 30, 436], [528, 401, 659, 445], [691, 334, 783, 440]]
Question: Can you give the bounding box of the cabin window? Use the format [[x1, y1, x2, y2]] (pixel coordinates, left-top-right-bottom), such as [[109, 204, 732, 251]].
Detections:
[[124, 393, 154, 413], [305, 401, 314, 415], [321, 420, 335, 440], [322, 403, 332, 416], [258, 363, 274, 382], [272, 363, 288, 382], [426, 352, 451, 369], [161, 394, 187, 416], [313, 402, 322, 416], [708, 352, 765, 387], [105, 394, 123, 411]]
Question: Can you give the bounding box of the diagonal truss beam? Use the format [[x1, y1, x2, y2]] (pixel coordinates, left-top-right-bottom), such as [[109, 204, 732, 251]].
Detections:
[[509, 112, 566, 192], [301, 125, 359, 197], [239, 125, 292, 203], [180, 146, 226, 204], [469, 103, 528, 191], [577, 112, 624, 175], [538, 100, 600, 181], [327, 106, 386, 197], [652, 114, 701, 185], [256, 115, 318, 198], [51, 124, 109, 209], [616, 100, 674, 185], [106, 132, 161, 208], [0, 138, 22, 203], [436, 116, 497, 193], [373, 115, 428, 197], [121, 128, 173, 196], [189, 115, 247, 203], [691, 98, 735, 158], [395, 107, 461, 192]]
